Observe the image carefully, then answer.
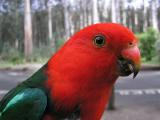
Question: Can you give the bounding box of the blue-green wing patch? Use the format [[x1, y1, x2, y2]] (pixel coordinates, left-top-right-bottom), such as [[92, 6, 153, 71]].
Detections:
[[0, 88, 47, 120]]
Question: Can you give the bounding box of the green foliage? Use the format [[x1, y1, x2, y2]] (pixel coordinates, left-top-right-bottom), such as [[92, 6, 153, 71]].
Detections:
[[0, 39, 65, 64], [31, 38, 65, 63], [155, 34, 160, 61], [30, 38, 65, 62], [0, 43, 23, 64], [55, 38, 65, 50], [31, 45, 54, 63], [137, 28, 158, 61]]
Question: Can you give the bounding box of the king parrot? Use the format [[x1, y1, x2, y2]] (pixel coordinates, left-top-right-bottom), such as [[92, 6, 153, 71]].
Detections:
[[0, 23, 141, 120]]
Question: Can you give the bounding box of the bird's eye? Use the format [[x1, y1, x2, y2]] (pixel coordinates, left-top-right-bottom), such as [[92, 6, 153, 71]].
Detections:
[[94, 35, 105, 47], [129, 42, 133, 45]]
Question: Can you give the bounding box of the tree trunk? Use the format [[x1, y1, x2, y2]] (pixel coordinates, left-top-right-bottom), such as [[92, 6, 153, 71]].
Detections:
[[116, 0, 120, 23], [108, 86, 115, 110], [62, 0, 70, 40], [151, 0, 159, 31], [143, 0, 148, 31], [123, 9, 126, 25], [111, 0, 117, 23], [92, 0, 100, 23], [134, 10, 138, 32], [24, 0, 33, 61], [48, 5, 53, 43]]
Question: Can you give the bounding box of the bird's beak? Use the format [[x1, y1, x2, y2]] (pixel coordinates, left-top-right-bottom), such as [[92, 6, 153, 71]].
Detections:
[[117, 46, 141, 78]]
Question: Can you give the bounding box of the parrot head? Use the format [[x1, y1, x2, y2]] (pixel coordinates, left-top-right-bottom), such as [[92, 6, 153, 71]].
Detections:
[[63, 23, 141, 79]]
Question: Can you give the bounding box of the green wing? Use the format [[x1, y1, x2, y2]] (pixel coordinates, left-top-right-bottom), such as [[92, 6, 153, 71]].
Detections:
[[0, 88, 47, 120], [0, 65, 48, 120]]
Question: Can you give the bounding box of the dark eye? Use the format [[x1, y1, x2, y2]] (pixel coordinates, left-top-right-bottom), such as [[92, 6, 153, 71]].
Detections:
[[94, 35, 105, 47]]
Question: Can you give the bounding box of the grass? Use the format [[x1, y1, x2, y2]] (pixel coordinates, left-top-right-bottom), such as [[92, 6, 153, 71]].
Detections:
[[0, 58, 49, 69], [0, 61, 17, 69], [0, 45, 54, 69]]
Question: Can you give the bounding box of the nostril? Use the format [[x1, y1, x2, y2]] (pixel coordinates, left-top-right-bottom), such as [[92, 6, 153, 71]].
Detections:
[[129, 42, 133, 46]]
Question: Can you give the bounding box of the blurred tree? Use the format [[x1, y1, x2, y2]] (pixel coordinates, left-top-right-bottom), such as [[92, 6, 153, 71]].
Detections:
[[111, 0, 117, 23], [143, 0, 148, 31], [24, 0, 33, 61], [108, 86, 115, 110], [62, 0, 70, 40], [47, 0, 57, 50], [48, 3, 53, 43], [0, 0, 24, 53], [92, 0, 100, 23], [0, 0, 160, 63], [155, 35, 160, 60], [151, 0, 159, 31], [137, 28, 157, 61], [122, 0, 127, 25]]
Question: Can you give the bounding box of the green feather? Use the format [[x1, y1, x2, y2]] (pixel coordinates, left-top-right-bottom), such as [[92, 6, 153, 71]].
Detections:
[[2, 92, 24, 113], [0, 65, 48, 120]]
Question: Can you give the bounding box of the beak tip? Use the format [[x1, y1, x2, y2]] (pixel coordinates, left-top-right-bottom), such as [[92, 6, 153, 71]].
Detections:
[[133, 69, 139, 79], [133, 74, 136, 79]]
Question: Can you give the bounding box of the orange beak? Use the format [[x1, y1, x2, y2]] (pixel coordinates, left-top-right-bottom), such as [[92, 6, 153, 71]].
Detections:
[[118, 46, 141, 78]]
